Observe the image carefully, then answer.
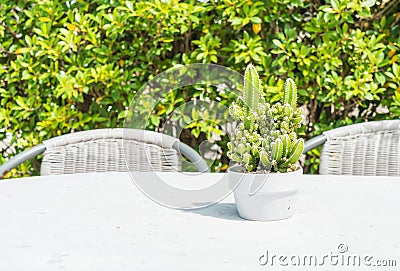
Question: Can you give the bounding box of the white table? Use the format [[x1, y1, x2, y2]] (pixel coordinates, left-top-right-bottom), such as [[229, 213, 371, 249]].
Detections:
[[0, 172, 399, 271]]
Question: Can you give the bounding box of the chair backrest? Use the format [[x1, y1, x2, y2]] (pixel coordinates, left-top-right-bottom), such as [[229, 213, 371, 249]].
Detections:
[[319, 120, 400, 176], [41, 128, 182, 175]]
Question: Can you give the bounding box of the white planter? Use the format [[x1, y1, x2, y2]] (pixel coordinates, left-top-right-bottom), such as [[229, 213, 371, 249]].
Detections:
[[228, 167, 302, 221]]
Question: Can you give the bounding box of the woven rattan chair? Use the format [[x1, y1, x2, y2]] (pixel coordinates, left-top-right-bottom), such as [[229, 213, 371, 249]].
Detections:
[[0, 128, 209, 178], [303, 120, 400, 176]]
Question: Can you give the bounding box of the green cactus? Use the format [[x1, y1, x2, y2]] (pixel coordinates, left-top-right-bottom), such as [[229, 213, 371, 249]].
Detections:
[[243, 64, 261, 130], [227, 64, 304, 173], [283, 78, 297, 109], [284, 138, 304, 165], [281, 134, 290, 157], [272, 138, 283, 162]]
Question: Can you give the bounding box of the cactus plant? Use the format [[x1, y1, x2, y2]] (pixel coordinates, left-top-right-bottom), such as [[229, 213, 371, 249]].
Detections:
[[227, 64, 304, 173]]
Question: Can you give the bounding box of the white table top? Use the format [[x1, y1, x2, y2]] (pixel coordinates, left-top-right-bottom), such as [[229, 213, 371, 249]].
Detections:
[[0, 172, 399, 271]]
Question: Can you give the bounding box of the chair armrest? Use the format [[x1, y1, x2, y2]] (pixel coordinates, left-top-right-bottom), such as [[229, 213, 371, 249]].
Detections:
[[0, 144, 46, 178], [303, 134, 327, 154], [172, 141, 210, 173]]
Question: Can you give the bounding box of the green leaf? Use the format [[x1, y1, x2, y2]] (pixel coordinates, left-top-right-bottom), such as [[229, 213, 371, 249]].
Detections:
[[298, 89, 308, 96], [330, 0, 340, 10], [250, 17, 262, 24], [232, 17, 242, 26], [292, 13, 302, 22], [24, 35, 31, 47], [365, 93, 373, 100], [192, 128, 200, 138], [150, 115, 160, 127], [118, 110, 128, 119], [126, 1, 133, 10], [358, 9, 371, 17], [393, 63, 399, 76], [375, 73, 385, 85], [342, 23, 348, 33], [322, 7, 334, 13], [272, 39, 283, 49], [362, 0, 376, 7]]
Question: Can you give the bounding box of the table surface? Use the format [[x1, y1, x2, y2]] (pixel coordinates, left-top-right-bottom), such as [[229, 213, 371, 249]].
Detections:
[[0, 172, 399, 271]]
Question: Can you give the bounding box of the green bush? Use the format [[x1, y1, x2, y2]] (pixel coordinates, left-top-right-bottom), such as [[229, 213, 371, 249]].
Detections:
[[0, 0, 399, 177]]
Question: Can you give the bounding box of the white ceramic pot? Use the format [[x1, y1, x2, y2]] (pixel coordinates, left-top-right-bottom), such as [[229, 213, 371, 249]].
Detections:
[[228, 167, 302, 221]]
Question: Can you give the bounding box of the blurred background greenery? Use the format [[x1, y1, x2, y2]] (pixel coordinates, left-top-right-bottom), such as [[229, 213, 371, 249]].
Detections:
[[0, 0, 399, 177]]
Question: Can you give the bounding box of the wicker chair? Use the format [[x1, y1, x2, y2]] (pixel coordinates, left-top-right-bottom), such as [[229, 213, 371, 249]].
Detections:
[[0, 128, 210, 178], [303, 120, 400, 176]]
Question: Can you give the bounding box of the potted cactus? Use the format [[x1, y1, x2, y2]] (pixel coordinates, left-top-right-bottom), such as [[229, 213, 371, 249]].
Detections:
[[227, 64, 304, 221]]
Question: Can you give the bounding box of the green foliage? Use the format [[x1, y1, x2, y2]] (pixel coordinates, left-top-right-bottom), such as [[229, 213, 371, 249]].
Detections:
[[0, 0, 399, 177], [227, 64, 304, 173]]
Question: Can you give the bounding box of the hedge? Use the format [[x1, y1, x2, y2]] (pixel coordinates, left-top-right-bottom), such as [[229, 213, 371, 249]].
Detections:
[[0, 0, 399, 177]]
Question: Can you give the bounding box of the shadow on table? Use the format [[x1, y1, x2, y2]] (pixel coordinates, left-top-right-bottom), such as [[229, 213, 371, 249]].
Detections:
[[184, 203, 244, 221]]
